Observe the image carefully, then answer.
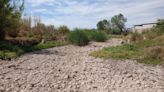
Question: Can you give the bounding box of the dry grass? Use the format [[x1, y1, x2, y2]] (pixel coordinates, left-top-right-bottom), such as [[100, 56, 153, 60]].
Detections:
[[124, 32, 144, 43]]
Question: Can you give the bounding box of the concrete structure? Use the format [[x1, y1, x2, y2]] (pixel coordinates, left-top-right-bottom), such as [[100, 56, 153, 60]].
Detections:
[[132, 23, 157, 33]]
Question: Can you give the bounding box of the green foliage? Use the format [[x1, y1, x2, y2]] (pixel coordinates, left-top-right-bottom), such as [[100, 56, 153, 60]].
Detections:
[[69, 29, 108, 45], [91, 31, 107, 42], [0, 51, 17, 60], [111, 13, 127, 33], [96, 13, 127, 34], [97, 19, 111, 31], [82, 29, 95, 40], [111, 29, 122, 35], [90, 44, 139, 59], [0, 41, 66, 60], [0, 0, 24, 40], [69, 29, 89, 46], [79, 29, 108, 42], [0, 41, 24, 60]]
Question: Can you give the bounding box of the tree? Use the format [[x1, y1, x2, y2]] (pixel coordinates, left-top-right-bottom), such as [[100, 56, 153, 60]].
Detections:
[[111, 13, 127, 34], [0, 0, 24, 40], [97, 19, 111, 31]]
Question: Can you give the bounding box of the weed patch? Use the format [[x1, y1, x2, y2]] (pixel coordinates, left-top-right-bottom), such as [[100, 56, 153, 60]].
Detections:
[[0, 41, 67, 60]]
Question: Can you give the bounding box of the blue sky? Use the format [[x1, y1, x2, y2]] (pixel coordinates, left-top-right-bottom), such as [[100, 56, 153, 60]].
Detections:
[[25, 0, 164, 29]]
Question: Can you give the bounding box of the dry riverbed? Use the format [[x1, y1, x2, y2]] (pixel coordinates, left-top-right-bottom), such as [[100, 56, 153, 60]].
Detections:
[[0, 39, 164, 92]]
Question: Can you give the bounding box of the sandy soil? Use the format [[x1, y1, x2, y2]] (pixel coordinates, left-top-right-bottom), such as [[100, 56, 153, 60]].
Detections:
[[0, 38, 164, 92]]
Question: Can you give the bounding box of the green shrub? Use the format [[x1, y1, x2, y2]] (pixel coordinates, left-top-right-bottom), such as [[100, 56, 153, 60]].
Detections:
[[82, 30, 108, 42], [69, 30, 89, 46], [0, 41, 24, 60], [91, 31, 107, 42], [111, 29, 122, 35], [0, 51, 17, 60], [0, 41, 24, 55], [4, 52, 17, 60], [82, 30, 94, 41]]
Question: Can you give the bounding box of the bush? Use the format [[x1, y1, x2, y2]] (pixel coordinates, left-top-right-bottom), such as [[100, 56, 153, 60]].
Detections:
[[0, 51, 17, 60], [125, 32, 143, 43], [58, 25, 70, 34], [69, 30, 89, 46], [111, 29, 122, 35], [82, 30, 94, 41], [0, 41, 24, 54], [91, 31, 107, 42], [82, 30, 108, 42], [0, 41, 23, 60]]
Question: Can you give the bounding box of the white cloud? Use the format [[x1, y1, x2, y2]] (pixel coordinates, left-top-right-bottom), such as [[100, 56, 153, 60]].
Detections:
[[32, 8, 54, 15], [26, 0, 164, 29], [26, 0, 55, 7]]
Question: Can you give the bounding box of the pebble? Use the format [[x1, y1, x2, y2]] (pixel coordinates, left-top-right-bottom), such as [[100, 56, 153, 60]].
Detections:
[[0, 39, 163, 92]]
